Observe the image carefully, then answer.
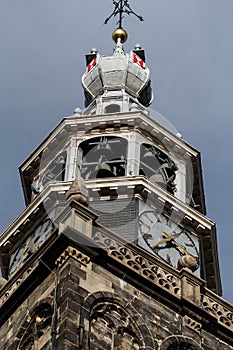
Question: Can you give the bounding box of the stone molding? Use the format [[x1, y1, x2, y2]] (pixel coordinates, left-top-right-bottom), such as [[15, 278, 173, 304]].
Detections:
[[0, 230, 232, 342], [93, 229, 181, 297]]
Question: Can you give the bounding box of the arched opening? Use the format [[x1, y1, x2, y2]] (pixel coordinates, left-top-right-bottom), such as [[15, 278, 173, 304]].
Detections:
[[16, 301, 53, 350], [31, 150, 67, 197], [160, 335, 202, 350], [104, 104, 121, 114], [80, 136, 127, 180], [139, 143, 178, 194], [89, 301, 142, 350]]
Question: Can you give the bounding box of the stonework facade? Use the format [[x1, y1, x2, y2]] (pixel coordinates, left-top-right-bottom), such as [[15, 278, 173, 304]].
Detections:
[[0, 199, 233, 349]]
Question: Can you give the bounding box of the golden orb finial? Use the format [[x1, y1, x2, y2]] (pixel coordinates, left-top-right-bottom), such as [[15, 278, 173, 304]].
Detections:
[[112, 28, 128, 44]]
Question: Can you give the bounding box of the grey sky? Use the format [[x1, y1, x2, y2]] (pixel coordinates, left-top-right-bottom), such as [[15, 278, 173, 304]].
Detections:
[[0, 0, 233, 303]]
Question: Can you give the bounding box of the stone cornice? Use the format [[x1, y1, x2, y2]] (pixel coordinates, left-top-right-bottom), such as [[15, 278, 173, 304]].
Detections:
[[0, 183, 67, 250]]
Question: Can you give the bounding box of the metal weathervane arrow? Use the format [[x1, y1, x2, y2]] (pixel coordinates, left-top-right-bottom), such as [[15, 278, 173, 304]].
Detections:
[[104, 0, 144, 28]]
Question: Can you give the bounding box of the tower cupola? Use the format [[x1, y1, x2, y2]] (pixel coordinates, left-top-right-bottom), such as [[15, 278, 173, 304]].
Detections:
[[82, 42, 153, 109], [82, 1, 153, 112]]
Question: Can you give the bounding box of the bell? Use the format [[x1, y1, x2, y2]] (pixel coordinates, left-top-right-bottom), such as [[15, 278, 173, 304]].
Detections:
[[141, 151, 160, 169], [96, 163, 115, 178], [150, 173, 164, 183], [86, 144, 115, 163], [59, 156, 66, 165], [139, 168, 145, 176], [115, 164, 125, 177], [150, 173, 166, 189]]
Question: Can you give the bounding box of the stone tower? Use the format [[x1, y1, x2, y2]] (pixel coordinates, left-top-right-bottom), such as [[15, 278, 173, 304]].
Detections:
[[0, 3, 233, 349]]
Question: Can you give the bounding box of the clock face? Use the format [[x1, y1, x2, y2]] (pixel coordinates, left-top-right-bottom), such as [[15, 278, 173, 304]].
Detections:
[[138, 210, 200, 271], [9, 218, 54, 277]]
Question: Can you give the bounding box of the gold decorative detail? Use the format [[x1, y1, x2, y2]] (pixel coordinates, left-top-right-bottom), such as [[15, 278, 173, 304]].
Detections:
[[178, 254, 198, 272], [112, 28, 128, 43], [55, 247, 90, 268]]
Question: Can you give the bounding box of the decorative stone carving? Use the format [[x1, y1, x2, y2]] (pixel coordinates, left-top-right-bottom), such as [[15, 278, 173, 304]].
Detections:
[[160, 335, 203, 350], [201, 294, 233, 331], [0, 260, 39, 308], [178, 255, 198, 272], [16, 300, 53, 350], [183, 315, 202, 333], [93, 230, 181, 296], [55, 246, 91, 268]]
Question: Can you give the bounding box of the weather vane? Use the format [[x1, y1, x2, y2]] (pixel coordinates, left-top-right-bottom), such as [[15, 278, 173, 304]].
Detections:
[[104, 0, 143, 44], [105, 0, 143, 27]]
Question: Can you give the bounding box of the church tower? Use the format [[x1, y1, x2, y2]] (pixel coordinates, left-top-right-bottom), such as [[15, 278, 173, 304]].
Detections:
[[0, 1, 233, 349]]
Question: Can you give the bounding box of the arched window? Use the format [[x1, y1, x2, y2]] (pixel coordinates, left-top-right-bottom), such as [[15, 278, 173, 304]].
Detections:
[[104, 104, 121, 114], [89, 302, 142, 350], [140, 143, 178, 194], [31, 150, 67, 197], [160, 335, 202, 350], [80, 136, 127, 180], [16, 301, 53, 350]]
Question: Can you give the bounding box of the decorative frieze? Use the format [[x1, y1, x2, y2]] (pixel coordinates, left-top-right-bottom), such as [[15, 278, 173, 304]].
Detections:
[[92, 228, 233, 339], [93, 230, 181, 297], [201, 294, 233, 331]]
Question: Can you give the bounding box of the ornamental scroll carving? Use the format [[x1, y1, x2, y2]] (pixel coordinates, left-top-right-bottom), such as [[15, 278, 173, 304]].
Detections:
[[201, 294, 233, 331], [93, 231, 181, 297]]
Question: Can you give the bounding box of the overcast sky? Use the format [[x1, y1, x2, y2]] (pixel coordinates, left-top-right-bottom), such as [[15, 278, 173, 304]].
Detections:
[[0, 0, 233, 303]]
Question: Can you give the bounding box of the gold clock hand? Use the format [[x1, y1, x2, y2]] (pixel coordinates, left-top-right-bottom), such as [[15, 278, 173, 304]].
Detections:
[[152, 232, 181, 250], [161, 232, 195, 257], [15, 240, 31, 272], [27, 240, 43, 253]]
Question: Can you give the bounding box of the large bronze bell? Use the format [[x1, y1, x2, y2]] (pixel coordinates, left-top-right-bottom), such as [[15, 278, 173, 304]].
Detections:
[[150, 173, 167, 190], [142, 151, 160, 167], [86, 144, 115, 163], [96, 163, 115, 178]]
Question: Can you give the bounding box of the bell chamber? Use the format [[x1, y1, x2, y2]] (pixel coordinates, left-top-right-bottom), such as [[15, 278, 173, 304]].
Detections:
[[80, 136, 127, 180], [140, 143, 178, 194], [31, 150, 67, 198]]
